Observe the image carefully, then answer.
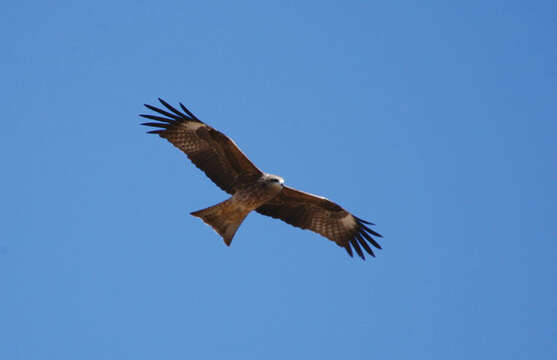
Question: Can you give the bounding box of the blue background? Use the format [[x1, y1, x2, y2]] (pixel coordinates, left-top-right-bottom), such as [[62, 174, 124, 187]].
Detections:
[[2, 1, 556, 359]]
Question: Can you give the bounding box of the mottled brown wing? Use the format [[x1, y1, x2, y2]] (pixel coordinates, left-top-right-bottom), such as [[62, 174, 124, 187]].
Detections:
[[256, 186, 382, 259], [141, 99, 262, 194]]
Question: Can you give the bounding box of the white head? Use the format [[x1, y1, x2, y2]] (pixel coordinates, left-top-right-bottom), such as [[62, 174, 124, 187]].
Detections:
[[261, 173, 285, 189]]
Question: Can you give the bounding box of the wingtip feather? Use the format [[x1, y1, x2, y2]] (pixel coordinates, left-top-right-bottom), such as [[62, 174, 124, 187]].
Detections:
[[158, 98, 189, 119], [356, 233, 375, 257], [355, 216, 375, 225], [359, 230, 382, 250], [144, 103, 182, 121], [359, 221, 383, 238], [344, 243, 354, 257], [179, 102, 201, 122], [350, 239, 365, 260], [141, 122, 168, 128]]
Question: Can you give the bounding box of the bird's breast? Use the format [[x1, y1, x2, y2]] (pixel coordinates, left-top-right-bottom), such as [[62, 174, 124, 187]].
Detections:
[[232, 182, 281, 210]]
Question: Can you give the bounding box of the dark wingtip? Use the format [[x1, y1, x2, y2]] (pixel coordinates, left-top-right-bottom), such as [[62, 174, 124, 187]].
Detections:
[[158, 98, 174, 111], [142, 99, 203, 125], [356, 218, 383, 237], [349, 216, 383, 258], [158, 98, 190, 119], [355, 216, 375, 225], [360, 222, 383, 238], [360, 229, 382, 250], [179, 102, 201, 122], [139, 114, 176, 124], [350, 239, 365, 260], [356, 233, 375, 257], [141, 122, 168, 128], [143, 103, 182, 121], [344, 243, 354, 257]]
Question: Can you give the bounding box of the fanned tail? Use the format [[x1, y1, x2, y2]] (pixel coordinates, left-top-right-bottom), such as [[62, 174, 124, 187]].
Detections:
[[190, 199, 249, 246]]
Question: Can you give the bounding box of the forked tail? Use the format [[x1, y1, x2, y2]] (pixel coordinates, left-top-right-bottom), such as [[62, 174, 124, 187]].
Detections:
[[190, 199, 249, 246]]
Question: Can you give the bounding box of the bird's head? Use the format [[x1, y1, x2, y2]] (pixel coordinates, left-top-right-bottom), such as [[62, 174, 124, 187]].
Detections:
[[262, 173, 285, 189]]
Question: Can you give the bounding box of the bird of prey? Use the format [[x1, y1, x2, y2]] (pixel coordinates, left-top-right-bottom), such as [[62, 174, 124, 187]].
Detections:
[[140, 99, 382, 259]]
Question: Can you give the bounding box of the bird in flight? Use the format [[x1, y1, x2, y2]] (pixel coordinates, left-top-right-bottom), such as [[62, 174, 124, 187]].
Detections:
[[141, 99, 382, 259]]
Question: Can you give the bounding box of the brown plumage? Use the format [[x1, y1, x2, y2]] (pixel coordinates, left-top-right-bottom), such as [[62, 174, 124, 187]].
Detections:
[[141, 98, 382, 259]]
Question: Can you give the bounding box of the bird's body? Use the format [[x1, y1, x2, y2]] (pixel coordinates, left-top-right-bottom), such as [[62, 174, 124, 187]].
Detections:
[[141, 99, 382, 259], [191, 173, 284, 244], [231, 173, 285, 208]]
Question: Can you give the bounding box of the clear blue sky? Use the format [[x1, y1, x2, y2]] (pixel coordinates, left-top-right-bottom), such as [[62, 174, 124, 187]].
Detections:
[[2, 1, 556, 359]]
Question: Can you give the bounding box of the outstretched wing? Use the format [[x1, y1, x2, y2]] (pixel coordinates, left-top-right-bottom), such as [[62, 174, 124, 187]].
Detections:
[[256, 186, 382, 259], [141, 99, 262, 194]]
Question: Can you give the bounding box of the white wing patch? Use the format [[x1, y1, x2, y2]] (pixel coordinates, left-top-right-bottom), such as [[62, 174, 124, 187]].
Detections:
[[183, 121, 205, 131], [339, 213, 356, 230]]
